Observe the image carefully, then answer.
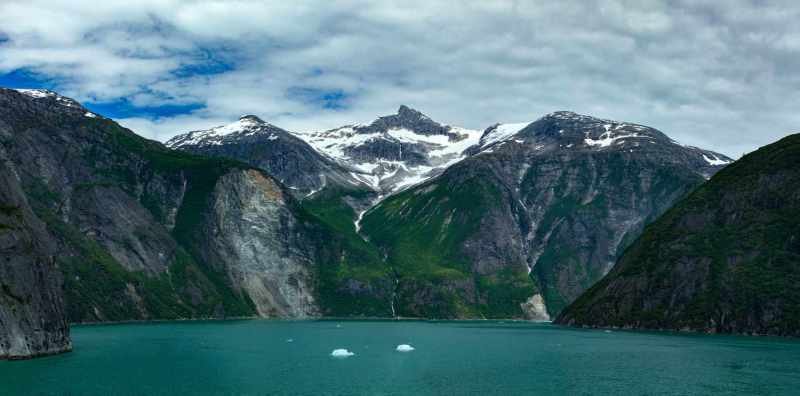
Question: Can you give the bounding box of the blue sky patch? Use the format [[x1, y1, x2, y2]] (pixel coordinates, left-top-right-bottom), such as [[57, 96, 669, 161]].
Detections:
[[0, 69, 54, 90], [287, 87, 349, 110], [85, 98, 204, 120]]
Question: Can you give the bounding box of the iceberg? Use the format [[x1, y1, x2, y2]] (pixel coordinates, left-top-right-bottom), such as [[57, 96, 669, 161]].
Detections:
[[396, 344, 415, 352], [331, 349, 355, 358]]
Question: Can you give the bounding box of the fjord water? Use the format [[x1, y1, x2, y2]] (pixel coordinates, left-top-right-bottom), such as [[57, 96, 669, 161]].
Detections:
[[2, 321, 800, 395]]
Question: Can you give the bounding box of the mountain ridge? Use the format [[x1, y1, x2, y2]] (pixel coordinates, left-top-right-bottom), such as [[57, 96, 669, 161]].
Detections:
[[556, 133, 800, 335]]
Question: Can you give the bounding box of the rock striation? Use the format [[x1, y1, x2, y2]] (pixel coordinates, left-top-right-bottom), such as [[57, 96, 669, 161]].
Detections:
[[0, 144, 71, 359]]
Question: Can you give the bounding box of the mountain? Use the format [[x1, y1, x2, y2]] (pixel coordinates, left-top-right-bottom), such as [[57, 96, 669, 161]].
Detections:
[[297, 105, 481, 194], [557, 133, 800, 335], [166, 107, 485, 316], [0, 87, 738, 342], [0, 142, 71, 359], [166, 115, 366, 199], [359, 111, 733, 319], [0, 87, 388, 324]]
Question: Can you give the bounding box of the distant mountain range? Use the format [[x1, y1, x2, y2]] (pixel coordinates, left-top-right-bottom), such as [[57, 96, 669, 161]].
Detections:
[[168, 102, 733, 319], [14, 86, 800, 361]]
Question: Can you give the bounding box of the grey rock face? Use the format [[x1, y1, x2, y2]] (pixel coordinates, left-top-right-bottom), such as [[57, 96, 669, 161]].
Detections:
[[0, 89, 179, 275], [201, 169, 318, 317], [0, 146, 71, 359]]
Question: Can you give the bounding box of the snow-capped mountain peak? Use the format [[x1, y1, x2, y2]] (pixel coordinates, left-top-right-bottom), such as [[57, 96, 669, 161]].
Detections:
[[14, 88, 99, 118], [165, 115, 284, 147], [294, 106, 482, 193], [469, 111, 733, 179], [15, 89, 80, 107]]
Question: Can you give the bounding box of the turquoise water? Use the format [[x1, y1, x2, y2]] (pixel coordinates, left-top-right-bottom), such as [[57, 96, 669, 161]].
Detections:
[[2, 320, 800, 395]]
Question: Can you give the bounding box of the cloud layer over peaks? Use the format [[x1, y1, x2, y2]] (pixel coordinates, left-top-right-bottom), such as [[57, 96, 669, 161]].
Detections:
[[1, 0, 799, 156]]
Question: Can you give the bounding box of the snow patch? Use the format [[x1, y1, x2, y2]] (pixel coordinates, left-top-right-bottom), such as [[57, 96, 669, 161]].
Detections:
[[584, 132, 650, 148], [387, 128, 450, 145], [15, 89, 82, 109], [480, 122, 530, 147], [15, 89, 52, 99], [702, 153, 732, 166]]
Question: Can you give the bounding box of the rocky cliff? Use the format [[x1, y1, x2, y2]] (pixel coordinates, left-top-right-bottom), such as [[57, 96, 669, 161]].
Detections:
[[0, 145, 71, 359], [0, 88, 323, 323], [557, 133, 800, 335]]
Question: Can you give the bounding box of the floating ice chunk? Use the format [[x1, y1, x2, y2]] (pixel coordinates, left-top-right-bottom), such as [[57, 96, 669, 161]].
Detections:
[[331, 349, 355, 358], [396, 344, 415, 352]]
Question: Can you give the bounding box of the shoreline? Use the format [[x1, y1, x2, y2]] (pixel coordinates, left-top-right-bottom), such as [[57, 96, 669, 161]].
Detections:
[[71, 316, 551, 327]]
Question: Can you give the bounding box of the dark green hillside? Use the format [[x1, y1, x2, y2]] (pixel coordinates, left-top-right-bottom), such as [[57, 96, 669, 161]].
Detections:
[[558, 134, 800, 335], [299, 187, 394, 317], [361, 162, 537, 318]]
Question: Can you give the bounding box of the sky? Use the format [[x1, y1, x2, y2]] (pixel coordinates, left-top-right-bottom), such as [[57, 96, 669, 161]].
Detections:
[[1, 1, 798, 157]]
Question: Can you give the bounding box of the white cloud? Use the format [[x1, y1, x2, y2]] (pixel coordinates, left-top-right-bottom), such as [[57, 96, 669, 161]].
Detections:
[[2, 0, 799, 156]]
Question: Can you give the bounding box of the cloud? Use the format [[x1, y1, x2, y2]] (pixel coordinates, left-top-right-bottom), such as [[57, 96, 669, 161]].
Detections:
[[1, 0, 799, 156]]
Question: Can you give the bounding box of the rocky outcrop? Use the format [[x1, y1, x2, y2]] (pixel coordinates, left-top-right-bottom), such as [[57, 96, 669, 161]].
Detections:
[[0, 146, 71, 359], [520, 294, 550, 321], [557, 134, 800, 335]]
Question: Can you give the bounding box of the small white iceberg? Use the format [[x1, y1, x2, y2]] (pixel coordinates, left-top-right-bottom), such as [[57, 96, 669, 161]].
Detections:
[[331, 349, 355, 358], [396, 344, 415, 352]]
